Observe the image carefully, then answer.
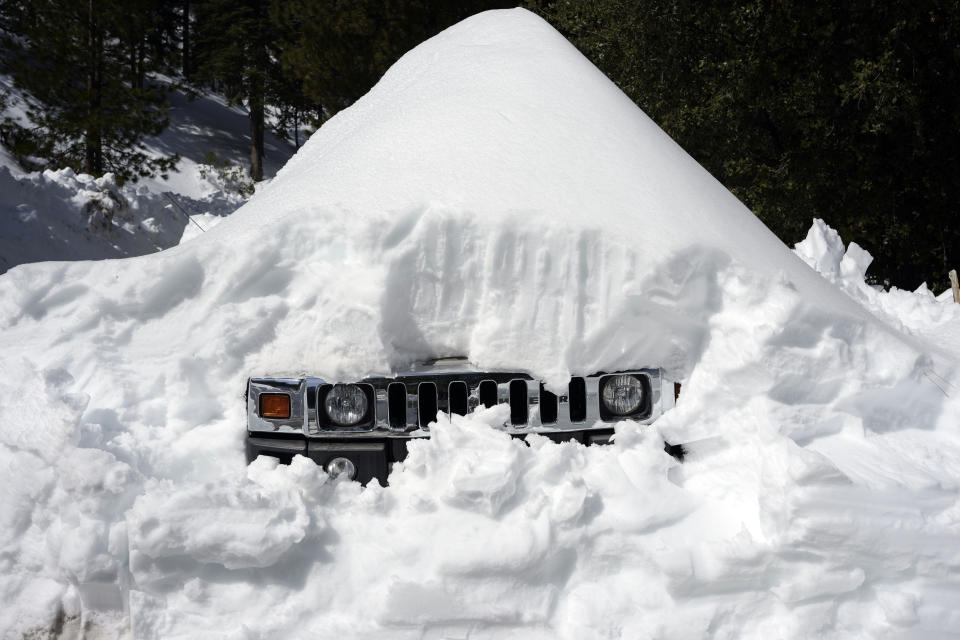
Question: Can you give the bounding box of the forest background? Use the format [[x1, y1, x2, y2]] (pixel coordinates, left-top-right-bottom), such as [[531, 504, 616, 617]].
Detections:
[[0, 0, 957, 290]]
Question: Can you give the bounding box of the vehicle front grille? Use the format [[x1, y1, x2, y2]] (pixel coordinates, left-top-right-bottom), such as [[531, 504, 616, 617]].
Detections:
[[299, 369, 660, 437]]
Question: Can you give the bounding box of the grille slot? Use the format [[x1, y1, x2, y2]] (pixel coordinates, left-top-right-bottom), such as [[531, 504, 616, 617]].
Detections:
[[479, 380, 497, 408], [418, 382, 438, 428], [540, 384, 558, 424], [509, 380, 528, 425], [448, 381, 468, 416], [569, 377, 587, 422], [387, 382, 407, 429]]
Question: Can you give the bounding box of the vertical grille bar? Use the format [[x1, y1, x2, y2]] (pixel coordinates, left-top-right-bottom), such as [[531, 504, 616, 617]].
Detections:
[[388, 382, 407, 429], [478, 380, 497, 409], [375, 388, 389, 429], [569, 377, 587, 422], [539, 384, 558, 424], [509, 379, 528, 425], [418, 382, 438, 428], [448, 381, 468, 416]]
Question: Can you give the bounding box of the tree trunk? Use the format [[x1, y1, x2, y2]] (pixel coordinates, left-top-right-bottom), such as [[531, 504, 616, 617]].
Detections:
[[84, 0, 102, 176], [129, 43, 136, 87], [182, 0, 190, 77], [249, 87, 264, 181], [137, 37, 146, 89], [248, 0, 267, 181]]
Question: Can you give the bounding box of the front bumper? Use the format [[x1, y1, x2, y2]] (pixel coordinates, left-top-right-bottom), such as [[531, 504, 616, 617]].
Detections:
[[246, 428, 616, 485]]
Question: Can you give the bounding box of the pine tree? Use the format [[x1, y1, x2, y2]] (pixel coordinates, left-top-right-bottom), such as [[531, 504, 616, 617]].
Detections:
[[275, 0, 513, 124], [194, 0, 278, 181], [534, 0, 960, 290], [269, 70, 317, 149], [182, 0, 192, 77], [0, 0, 177, 181]]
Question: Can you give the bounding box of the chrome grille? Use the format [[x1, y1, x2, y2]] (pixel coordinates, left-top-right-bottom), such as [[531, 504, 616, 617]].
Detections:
[[278, 368, 664, 437]]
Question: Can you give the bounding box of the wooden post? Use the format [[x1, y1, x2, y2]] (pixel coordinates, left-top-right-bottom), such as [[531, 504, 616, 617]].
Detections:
[[950, 269, 960, 303]]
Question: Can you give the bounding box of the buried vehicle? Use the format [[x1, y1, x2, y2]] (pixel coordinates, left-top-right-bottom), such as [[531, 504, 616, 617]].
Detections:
[[246, 359, 679, 484]]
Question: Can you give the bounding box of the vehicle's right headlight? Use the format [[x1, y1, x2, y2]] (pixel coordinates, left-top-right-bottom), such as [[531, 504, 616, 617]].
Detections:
[[324, 384, 369, 426], [600, 374, 645, 416]]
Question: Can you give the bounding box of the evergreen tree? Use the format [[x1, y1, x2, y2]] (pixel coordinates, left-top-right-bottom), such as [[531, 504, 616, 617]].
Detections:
[[194, 0, 278, 181], [182, 0, 192, 77], [534, 0, 960, 290], [269, 69, 318, 149], [275, 0, 513, 123], [0, 0, 177, 181]]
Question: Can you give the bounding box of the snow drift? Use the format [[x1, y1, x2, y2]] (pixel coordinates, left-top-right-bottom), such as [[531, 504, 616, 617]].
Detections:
[[1, 8, 958, 639], [0, 165, 241, 274], [0, 72, 294, 275]]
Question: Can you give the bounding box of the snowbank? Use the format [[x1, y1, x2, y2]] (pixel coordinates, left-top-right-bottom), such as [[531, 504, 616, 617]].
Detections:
[[0, 72, 293, 275], [0, 165, 237, 274], [1, 8, 958, 639], [795, 218, 960, 360]]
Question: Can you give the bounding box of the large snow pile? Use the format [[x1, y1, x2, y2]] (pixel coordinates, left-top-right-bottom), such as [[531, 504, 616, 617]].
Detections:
[[1, 9, 958, 639]]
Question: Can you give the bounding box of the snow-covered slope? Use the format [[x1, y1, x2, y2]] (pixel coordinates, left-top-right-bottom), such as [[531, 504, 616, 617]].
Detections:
[[0, 73, 295, 274], [1, 9, 958, 639], [136, 76, 295, 200]]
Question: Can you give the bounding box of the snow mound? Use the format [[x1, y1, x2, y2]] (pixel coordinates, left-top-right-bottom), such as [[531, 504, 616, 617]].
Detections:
[[1, 8, 958, 639], [0, 165, 243, 274], [795, 218, 960, 359]]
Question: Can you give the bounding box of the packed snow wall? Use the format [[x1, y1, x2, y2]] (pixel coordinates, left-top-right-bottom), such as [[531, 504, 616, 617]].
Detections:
[[1, 8, 958, 639]]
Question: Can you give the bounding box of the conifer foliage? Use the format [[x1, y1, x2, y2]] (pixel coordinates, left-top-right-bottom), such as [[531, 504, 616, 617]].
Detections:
[[0, 0, 178, 182], [192, 0, 278, 182], [532, 0, 960, 290], [272, 0, 514, 125]]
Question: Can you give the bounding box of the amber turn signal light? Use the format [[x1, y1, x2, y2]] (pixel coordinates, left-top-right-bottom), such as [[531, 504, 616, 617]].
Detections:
[[260, 393, 291, 419]]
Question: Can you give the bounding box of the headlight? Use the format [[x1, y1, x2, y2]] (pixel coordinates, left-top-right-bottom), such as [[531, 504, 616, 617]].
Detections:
[[324, 384, 369, 426], [601, 375, 644, 415]]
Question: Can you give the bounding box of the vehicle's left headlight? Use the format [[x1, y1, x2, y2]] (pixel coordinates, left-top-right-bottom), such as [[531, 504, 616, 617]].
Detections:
[[600, 375, 644, 416], [324, 384, 369, 426]]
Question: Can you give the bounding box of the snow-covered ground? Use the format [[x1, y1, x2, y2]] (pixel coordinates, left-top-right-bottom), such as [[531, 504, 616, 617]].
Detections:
[[1, 9, 959, 639], [0, 73, 295, 274]]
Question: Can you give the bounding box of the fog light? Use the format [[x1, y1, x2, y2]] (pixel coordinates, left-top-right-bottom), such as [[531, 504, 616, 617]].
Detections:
[[326, 457, 356, 480], [601, 375, 644, 415], [259, 393, 291, 419]]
